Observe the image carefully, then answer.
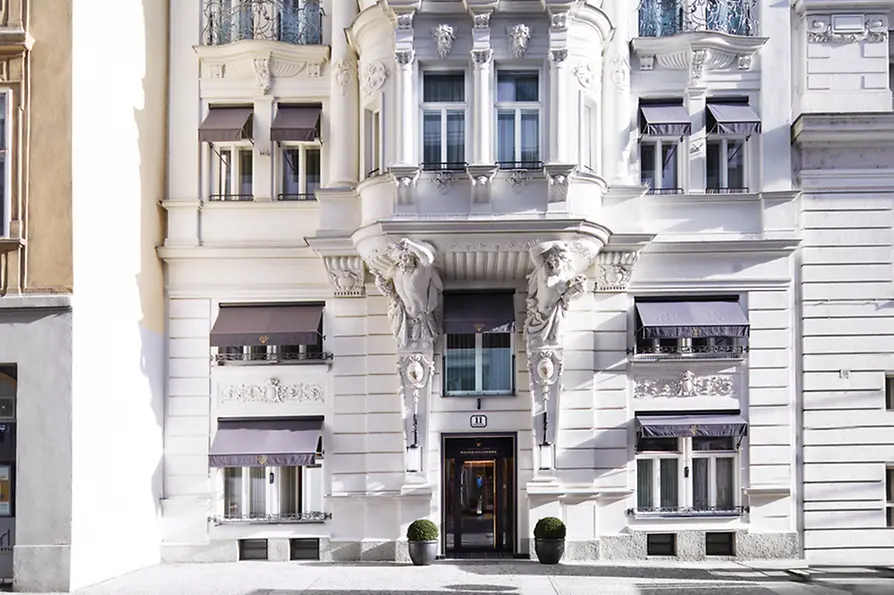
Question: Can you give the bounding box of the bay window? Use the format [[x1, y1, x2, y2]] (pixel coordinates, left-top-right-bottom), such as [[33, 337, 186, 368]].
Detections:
[[421, 72, 466, 170], [280, 145, 321, 201], [635, 434, 740, 515], [211, 147, 253, 201], [496, 71, 541, 168]]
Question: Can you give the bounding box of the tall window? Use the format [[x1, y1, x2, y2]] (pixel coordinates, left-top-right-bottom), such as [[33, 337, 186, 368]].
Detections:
[[280, 145, 321, 200], [706, 139, 746, 193], [0, 94, 6, 235], [636, 435, 739, 513], [496, 71, 540, 167], [364, 108, 382, 177], [445, 333, 514, 396], [640, 140, 680, 194], [885, 375, 894, 410], [887, 467, 894, 528], [212, 147, 253, 201], [581, 102, 596, 171], [421, 72, 465, 170]]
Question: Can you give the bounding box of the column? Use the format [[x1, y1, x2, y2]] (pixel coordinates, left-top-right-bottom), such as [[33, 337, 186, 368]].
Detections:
[[253, 97, 274, 201], [327, 0, 359, 187], [393, 11, 417, 167], [470, 11, 493, 164], [602, 1, 633, 183], [686, 88, 707, 194], [548, 11, 571, 163]]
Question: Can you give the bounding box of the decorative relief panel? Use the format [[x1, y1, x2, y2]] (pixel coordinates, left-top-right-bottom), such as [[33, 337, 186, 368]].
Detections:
[[634, 370, 735, 399], [220, 378, 324, 404], [807, 15, 888, 44], [361, 61, 388, 97]]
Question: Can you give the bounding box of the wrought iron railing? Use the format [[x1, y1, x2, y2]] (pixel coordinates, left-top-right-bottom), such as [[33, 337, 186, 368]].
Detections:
[[645, 187, 684, 195], [638, 0, 759, 38], [203, 0, 323, 46], [208, 193, 254, 202], [627, 506, 748, 517], [421, 162, 468, 172], [211, 511, 332, 525], [706, 187, 750, 194], [214, 351, 333, 364], [497, 160, 543, 170], [277, 193, 317, 201], [630, 344, 748, 361]]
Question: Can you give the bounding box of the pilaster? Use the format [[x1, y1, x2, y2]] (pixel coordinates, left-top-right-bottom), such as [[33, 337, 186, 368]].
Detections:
[[328, 0, 360, 187], [393, 9, 418, 167], [470, 10, 494, 165], [685, 88, 707, 195], [253, 97, 275, 201], [548, 9, 571, 163]]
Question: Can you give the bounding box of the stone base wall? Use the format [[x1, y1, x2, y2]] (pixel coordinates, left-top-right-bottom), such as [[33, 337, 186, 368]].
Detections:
[[600, 531, 799, 561]]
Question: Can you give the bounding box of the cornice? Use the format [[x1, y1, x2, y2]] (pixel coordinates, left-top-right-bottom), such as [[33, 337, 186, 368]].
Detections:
[[194, 39, 330, 65], [157, 245, 315, 261], [631, 32, 767, 80], [645, 234, 802, 254], [792, 112, 894, 146], [355, 215, 613, 241], [0, 28, 33, 55], [793, 0, 894, 15]]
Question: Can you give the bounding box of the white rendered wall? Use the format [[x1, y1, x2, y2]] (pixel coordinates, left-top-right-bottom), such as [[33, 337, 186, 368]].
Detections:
[[69, 0, 167, 588]]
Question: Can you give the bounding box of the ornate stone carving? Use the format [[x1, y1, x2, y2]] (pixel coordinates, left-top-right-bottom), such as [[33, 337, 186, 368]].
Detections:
[[549, 48, 568, 63], [807, 17, 888, 44], [334, 59, 355, 96], [640, 55, 655, 71], [432, 171, 456, 194], [361, 61, 389, 97], [209, 63, 225, 79], [610, 54, 630, 92], [737, 54, 752, 70], [471, 48, 493, 66], [323, 255, 366, 297], [525, 242, 587, 347], [467, 164, 498, 204], [529, 348, 563, 444], [507, 170, 528, 193], [394, 49, 416, 66], [221, 378, 324, 404], [573, 62, 596, 90], [308, 63, 321, 78], [594, 251, 639, 293], [689, 49, 707, 86], [396, 12, 415, 30], [550, 11, 568, 31], [509, 24, 531, 58], [634, 371, 735, 399], [433, 24, 456, 58], [392, 167, 420, 204], [473, 11, 492, 29], [370, 239, 443, 350], [545, 165, 575, 203], [253, 55, 271, 94]]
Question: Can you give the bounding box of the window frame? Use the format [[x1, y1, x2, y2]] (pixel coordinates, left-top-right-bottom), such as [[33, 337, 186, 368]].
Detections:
[[580, 99, 598, 172], [364, 107, 383, 178], [419, 70, 468, 170], [210, 144, 254, 201], [885, 374, 894, 411], [494, 69, 543, 167], [706, 136, 748, 194], [639, 137, 682, 194], [886, 466, 894, 528], [0, 91, 9, 237], [443, 332, 516, 397], [635, 435, 741, 515], [277, 141, 322, 201]]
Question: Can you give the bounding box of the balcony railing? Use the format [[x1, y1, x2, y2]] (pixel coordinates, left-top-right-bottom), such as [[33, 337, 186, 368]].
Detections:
[[277, 193, 317, 201], [630, 344, 748, 361], [627, 506, 748, 517], [211, 511, 332, 525], [203, 0, 323, 46], [214, 351, 333, 365], [208, 193, 254, 202], [638, 0, 759, 38]]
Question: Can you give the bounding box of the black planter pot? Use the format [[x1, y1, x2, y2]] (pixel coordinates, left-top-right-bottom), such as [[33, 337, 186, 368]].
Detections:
[[408, 540, 438, 566], [534, 538, 565, 564]]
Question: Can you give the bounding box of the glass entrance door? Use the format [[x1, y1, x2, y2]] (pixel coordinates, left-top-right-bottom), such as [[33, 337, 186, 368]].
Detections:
[[443, 436, 514, 554]]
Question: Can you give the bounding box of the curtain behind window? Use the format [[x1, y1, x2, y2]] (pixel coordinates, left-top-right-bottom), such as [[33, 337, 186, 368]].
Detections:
[[481, 333, 512, 392], [224, 467, 242, 518], [636, 459, 653, 509], [423, 74, 464, 103], [659, 458, 678, 508]]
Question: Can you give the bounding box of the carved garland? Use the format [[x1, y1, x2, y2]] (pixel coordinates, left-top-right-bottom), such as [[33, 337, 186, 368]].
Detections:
[[634, 371, 735, 399], [807, 17, 888, 44], [221, 378, 324, 403]]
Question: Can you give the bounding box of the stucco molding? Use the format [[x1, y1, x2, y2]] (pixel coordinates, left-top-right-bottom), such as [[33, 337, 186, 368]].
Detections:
[[634, 371, 736, 399], [509, 24, 531, 58], [433, 24, 456, 58], [322, 255, 366, 297], [594, 250, 640, 293], [806, 15, 888, 44], [220, 378, 324, 403], [360, 61, 389, 97], [195, 41, 330, 83], [631, 32, 767, 79]]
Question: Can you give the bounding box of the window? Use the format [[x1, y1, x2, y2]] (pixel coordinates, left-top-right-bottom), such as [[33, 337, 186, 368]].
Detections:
[[633, 297, 748, 359], [222, 460, 322, 521], [211, 303, 328, 365], [239, 539, 268, 561], [886, 467, 894, 528], [280, 145, 321, 201], [706, 138, 746, 193], [635, 435, 739, 514], [640, 140, 680, 194], [0, 94, 7, 235], [212, 147, 253, 201], [445, 333, 514, 396], [706, 532, 736, 556], [646, 533, 676, 556], [364, 108, 382, 177], [217, 341, 323, 364], [496, 71, 541, 168], [885, 375, 894, 410], [421, 72, 465, 170], [581, 101, 597, 171]]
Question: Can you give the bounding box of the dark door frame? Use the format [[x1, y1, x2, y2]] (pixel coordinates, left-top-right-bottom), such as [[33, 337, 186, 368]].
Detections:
[[440, 433, 517, 556]]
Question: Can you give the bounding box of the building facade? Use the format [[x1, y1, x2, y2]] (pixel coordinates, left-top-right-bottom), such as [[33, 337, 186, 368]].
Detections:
[[157, 0, 894, 569]]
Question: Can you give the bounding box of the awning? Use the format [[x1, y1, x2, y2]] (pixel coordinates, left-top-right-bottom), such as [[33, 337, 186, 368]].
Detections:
[[707, 103, 762, 136], [640, 104, 692, 137], [636, 301, 749, 339], [271, 106, 321, 142], [443, 292, 516, 334], [209, 417, 323, 467], [210, 304, 323, 347], [199, 107, 253, 143], [637, 414, 748, 438]]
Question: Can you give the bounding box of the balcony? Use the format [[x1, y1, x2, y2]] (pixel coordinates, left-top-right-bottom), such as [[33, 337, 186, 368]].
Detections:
[[638, 0, 759, 38], [627, 506, 747, 518], [211, 511, 332, 525], [630, 343, 748, 362], [203, 0, 323, 46]]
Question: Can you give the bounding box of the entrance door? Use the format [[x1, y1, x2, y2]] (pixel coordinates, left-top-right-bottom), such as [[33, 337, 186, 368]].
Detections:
[[443, 436, 514, 555]]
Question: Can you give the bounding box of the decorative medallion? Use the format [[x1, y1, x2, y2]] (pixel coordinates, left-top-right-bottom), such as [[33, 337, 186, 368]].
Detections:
[[361, 61, 389, 97]]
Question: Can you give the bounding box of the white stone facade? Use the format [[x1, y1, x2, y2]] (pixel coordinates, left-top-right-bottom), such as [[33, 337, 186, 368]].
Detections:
[[157, 0, 894, 566]]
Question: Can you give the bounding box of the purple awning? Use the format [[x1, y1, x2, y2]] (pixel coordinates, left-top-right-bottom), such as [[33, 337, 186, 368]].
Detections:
[[640, 104, 692, 137], [707, 103, 761, 136], [636, 301, 749, 339], [271, 106, 321, 142], [199, 107, 253, 143], [210, 304, 323, 347], [637, 414, 748, 438], [209, 417, 323, 468], [443, 292, 516, 334]]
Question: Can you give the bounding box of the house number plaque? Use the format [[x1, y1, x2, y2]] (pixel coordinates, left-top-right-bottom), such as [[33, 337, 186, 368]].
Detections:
[[470, 415, 488, 428]]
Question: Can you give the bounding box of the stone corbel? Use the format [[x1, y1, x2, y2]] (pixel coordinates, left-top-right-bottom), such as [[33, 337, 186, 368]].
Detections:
[[466, 164, 498, 203], [594, 250, 640, 293], [544, 164, 576, 204], [322, 255, 366, 297], [391, 165, 421, 205]]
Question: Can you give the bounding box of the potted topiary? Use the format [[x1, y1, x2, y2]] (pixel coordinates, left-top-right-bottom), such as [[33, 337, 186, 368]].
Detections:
[[406, 519, 439, 566], [533, 516, 566, 564]]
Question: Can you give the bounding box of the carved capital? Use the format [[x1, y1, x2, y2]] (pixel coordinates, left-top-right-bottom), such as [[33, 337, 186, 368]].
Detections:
[[395, 11, 415, 30], [394, 49, 416, 66], [549, 48, 569, 64], [323, 255, 366, 297], [550, 11, 569, 31], [391, 165, 421, 205], [544, 164, 576, 203], [594, 251, 639, 293], [472, 11, 492, 29], [470, 48, 493, 66]]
